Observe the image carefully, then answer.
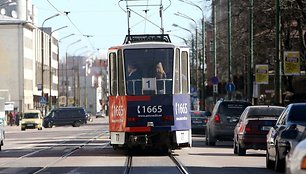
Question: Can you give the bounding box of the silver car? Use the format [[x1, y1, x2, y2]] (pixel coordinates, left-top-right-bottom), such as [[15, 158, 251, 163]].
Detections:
[[286, 137, 306, 174]]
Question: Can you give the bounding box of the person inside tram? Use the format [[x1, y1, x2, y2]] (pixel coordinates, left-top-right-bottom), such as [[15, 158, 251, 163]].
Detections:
[[127, 64, 142, 95], [127, 64, 141, 80], [155, 62, 167, 79], [155, 62, 167, 94]]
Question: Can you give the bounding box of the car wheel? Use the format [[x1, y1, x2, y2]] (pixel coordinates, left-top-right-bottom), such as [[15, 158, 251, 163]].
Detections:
[[38, 127, 42, 130], [48, 122, 53, 128], [73, 121, 81, 127], [233, 139, 238, 154], [21, 128, 25, 131], [0, 144, 2, 151], [266, 150, 274, 169], [207, 131, 216, 146], [274, 149, 285, 172], [237, 143, 246, 156]]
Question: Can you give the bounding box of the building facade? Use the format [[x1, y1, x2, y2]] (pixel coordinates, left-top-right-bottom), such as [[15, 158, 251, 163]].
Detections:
[[0, 0, 59, 123]]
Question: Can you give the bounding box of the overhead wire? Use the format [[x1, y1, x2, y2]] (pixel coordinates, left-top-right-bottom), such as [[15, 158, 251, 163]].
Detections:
[[45, 0, 96, 51]]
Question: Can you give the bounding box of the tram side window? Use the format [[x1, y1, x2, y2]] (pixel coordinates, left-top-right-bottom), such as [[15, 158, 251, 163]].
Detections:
[[181, 51, 189, 93], [109, 53, 117, 95], [174, 48, 180, 94], [118, 50, 125, 95]]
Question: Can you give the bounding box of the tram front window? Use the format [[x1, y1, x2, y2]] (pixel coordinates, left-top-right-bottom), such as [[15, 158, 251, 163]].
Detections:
[[124, 48, 174, 95]]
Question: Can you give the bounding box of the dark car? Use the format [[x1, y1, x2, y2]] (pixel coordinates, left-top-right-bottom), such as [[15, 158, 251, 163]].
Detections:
[[191, 110, 211, 134], [43, 107, 88, 128], [266, 103, 306, 172], [205, 99, 252, 146], [233, 105, 285, 156]]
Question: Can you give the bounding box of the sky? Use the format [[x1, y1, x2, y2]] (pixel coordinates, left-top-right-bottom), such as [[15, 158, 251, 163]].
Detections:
[[32, 0, 211, 60]]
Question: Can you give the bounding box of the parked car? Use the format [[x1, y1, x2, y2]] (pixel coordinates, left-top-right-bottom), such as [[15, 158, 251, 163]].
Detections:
[[43, 107, 88, 128], [286, 129, 306, 174], [20, 110, 43, 131], [191, 110, 211, 134], [233, 105, 285, 156], [0, 119, 4, 151], [266, 103, 306, 172], [205, 99, 251, 146], [95, 111, 105, 118]]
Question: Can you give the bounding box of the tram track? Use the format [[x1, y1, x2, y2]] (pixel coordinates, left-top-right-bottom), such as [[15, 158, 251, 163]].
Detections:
[[32, 132, 109, 174], [123, 153, 189, 174], [0, 129, 110, 173]]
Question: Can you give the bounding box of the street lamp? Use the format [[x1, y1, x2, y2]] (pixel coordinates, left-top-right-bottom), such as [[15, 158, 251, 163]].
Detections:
[[48, 26, 68, 110], [41, 13, 60, 114], [174, 11, 200, 106], [172, 23, 197, 103], [72, 46, 88, 106], [59, 33, 75, 42], [58, 34, 75, 102], [178, 0, 206, 109], [65, 39, 82, 106]]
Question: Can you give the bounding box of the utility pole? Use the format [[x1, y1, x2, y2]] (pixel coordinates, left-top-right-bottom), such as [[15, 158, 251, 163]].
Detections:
[[248, 0, 254, 103], [227, 0, 232, 100], [212, 0, 217, 104], [274, 0, 282, 105]]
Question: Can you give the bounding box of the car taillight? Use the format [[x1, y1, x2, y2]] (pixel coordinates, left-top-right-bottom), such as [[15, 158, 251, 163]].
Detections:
[[244, 125, 252, 133], [162, 116, 174, 121], [301, 156, 306, 170], [214, 114, 221, 123], [204, 119, 208, 123], [127, 117, 139, 122]]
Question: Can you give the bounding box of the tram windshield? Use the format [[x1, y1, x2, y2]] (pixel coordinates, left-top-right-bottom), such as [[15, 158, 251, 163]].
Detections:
[[124, 48, 174, 95]]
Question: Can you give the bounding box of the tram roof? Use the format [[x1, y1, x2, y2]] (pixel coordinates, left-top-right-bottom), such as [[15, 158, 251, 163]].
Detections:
[[109, 34, 189, 51], [109, 42, 188, 50]]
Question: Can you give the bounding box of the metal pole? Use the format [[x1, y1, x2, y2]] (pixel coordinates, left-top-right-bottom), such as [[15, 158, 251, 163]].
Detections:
[[65, 51, 68, 106], [201, 17, 205, 110], [213, 0, 217, 104], [77, 60, 81, 106], [49, 26, 67, 109], [49, 37, 52, 110], [248, 0, 254, 103], [274, 0, 282, 105], [227, 0, 232, 100], [65, 39, 82, 106], [85, 63, 88, 109], [41, 13, 60, 113]]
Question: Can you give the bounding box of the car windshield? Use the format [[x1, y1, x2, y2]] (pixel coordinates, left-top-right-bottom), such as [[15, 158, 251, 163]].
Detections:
[[247, 107, 284, 118], [288, 105, 306, 122], [219, 102, 250, 117], [23, 113, 39, 119]]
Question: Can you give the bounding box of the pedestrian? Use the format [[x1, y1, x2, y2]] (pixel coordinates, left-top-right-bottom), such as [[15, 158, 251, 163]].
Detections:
[[8, 112, 13, 126], [15, 112, 20, 126]]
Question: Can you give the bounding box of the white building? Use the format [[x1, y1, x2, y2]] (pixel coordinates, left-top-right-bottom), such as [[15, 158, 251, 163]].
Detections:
[[0, 0, 59, 121]]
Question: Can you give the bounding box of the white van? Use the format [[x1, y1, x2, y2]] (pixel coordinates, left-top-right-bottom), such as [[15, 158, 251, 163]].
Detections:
[[0, 119, 4, 151]]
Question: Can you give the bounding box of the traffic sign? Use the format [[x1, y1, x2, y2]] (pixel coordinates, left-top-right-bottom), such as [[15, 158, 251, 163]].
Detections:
[[211, 76, 219, 85], [213, 84, 218, 94], [39, 96, 47, 104], [225, 82, 236, 93]]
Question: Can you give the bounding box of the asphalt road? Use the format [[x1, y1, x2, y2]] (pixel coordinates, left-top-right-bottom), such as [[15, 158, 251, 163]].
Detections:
[[0, 117, 277, 174]]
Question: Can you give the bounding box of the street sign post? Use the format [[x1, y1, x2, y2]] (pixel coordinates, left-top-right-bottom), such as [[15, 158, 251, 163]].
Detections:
[[225, 82, 236, 93], [39, 96, 47, 105]]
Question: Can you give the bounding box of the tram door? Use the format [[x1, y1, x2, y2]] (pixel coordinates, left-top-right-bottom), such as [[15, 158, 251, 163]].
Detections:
[[174, 48, 190, 95]]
